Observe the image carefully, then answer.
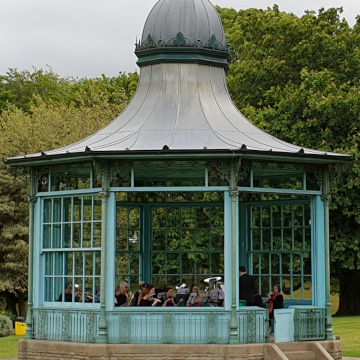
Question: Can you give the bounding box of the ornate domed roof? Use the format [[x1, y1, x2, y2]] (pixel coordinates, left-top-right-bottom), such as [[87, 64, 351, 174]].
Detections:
[[141, 0, 226, 46], [135, 0, 231, 70]]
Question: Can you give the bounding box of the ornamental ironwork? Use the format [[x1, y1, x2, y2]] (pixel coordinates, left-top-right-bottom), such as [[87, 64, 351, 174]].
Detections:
[[136, 32, 232, 56]]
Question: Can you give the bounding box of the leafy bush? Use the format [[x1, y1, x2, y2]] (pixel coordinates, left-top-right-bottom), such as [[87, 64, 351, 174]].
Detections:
[[0, 310, 16, 322], [0, 315, 13, 337]]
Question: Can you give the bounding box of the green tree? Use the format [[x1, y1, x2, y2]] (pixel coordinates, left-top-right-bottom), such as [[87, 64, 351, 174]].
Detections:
[[0, 70, 137, 315], [219, 6, 360, 314], [0, 68, 139, 114]]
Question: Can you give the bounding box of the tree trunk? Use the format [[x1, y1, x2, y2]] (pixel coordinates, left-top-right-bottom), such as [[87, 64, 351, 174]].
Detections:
[[335, 269, 360, 316], [17, 293, 27, 318], [5, 292, 18, 317]]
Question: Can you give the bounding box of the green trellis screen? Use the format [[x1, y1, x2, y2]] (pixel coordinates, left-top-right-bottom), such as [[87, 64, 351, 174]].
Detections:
[[248, 200, 312, 300]]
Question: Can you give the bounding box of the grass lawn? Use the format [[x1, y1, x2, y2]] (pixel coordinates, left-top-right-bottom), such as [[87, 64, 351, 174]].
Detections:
[[333, 316, 360, 358], [0, 335, 24, 359]]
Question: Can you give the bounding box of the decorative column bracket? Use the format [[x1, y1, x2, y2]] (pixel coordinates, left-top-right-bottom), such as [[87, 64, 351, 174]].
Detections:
[[215, 158, 251, 187]]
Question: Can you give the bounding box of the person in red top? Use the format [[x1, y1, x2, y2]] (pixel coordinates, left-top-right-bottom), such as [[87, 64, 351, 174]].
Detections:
[[267, 284, 284, 333]]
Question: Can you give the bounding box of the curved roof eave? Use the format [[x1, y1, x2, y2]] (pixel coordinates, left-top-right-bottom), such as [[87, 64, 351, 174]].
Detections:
[[5, 147, 354, 167]]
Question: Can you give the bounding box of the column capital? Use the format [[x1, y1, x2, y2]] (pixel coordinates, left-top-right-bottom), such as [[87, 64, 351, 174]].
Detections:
[[321, 193, 331, 204], [99, 190, 110, 200], [230, 189, 239, 201]]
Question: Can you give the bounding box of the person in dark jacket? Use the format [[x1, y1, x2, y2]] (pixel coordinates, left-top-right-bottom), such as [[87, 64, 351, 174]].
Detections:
[[239, 266, 256, 306], [58, 283, 72, 302]]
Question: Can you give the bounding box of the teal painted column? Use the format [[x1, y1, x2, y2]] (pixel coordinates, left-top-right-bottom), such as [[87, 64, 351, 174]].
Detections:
[[98, 167, 109, 344], [311, 196, 326, 308], [25, 169, 36, 339], [142, 204, 152, 284], [224, 191, 232, 311], [105, 192, 116, 312], [323, 168, 334, 340], [238, 203, 247, 271], [32, 197, 41, 309], [229, 163, 239, 344]]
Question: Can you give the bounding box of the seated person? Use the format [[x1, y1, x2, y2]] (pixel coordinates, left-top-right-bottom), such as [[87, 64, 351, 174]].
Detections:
[[209, 283, 224, 306], [58, 284, 72, 302], [137, 283, 160, 306], [162, 286, 176, 307], [75, 285, 83, 302], [115, 282, 129, 306], [175, 284, 190, 306], [94, 285, 100, 303], [254, 288, 265, 308], [186, 285, 200, 307], [131, 282, 145, 306], [85, 291, 93, 303], [149, 286, 162, 306]]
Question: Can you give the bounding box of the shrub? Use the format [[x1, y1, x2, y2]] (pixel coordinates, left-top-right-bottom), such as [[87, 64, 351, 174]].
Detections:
[[0, 310, 16, 322], [0, 315, 13, 337]]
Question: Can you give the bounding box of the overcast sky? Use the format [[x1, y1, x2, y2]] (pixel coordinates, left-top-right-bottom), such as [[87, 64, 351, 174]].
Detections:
[[1, 0, 359, 78]]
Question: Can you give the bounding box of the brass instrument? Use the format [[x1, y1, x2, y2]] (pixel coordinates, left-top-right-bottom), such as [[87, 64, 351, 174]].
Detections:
[[125, 291, 134, 306]]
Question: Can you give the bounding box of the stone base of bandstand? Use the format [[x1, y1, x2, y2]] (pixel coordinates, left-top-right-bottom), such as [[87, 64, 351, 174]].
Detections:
[[18, 339, 343, 360]]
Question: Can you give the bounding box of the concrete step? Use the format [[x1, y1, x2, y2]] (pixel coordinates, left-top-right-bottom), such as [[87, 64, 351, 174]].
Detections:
[[284, 350, 316, 360]]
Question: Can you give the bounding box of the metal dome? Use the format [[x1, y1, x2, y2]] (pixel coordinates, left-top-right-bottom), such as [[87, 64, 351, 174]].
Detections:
[[141, 0, 226, 46]]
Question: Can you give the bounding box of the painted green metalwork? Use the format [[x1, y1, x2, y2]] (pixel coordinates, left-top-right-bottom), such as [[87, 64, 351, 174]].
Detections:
[[24, 158, 339, 344], [239, 203, 248, 270], [106, 308, 267, 344], [291, 306, 326, 341], [25, 169, 36, 339], [41, 195, 102, 303], [312, 196, 326, 308], [224, 191, 232, 312], [151, 204, 224, 287], [247, 200, 312, 300], [135, 32, 231, 70], [7, 151, 352, 168], [115, 205, 142, 291], [32, 308, 99, 343], [322, 169, 334, 340], [115, 199, 224, 290], [98, 167, 109, 343], [33, 197, 42, 309], [136, 52, 230, 70], [105, 192, 116, 312], [229, 161, 240, 344], [31, 160, 326, 197], [136, 33, 231, 54]]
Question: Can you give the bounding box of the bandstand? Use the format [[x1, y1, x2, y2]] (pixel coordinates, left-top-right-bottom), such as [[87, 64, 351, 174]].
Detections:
[[6, 0, 352, 358]]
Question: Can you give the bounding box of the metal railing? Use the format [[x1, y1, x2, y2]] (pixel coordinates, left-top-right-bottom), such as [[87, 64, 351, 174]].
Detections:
[[293, 307, 325, 341]]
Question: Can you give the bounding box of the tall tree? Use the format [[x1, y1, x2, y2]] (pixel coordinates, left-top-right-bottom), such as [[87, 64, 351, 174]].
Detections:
[[219, 6, 360, 314], [0, 70, 137, 315]]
